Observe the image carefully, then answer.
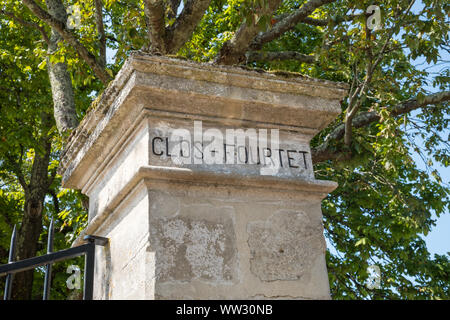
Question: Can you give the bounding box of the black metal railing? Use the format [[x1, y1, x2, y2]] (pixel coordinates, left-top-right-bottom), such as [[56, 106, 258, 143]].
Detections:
[[0, 219, 108, 300]]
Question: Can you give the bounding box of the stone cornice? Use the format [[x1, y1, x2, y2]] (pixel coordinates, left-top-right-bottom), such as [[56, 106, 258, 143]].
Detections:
[[71, 165, 337, 247], [59, 52, 348, 189]]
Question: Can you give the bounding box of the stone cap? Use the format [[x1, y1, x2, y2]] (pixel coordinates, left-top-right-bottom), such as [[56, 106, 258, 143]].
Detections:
[[59, 52, 348, 188]]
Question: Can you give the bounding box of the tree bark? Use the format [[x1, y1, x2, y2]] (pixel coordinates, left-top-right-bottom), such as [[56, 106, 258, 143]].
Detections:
[[22, 0, 111, 84], [250, 0, 337, 51], [94, 0, 106, 69], [45, 0, 78, 134], [215, 0, 283, 65], [165, 0, 212, 53], [11, 114, 52, 300], [143, 0, 167, 53], [245, 50, 315, 63]]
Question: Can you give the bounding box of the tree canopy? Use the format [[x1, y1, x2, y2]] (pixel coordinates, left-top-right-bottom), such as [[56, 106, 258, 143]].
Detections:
[[0, 0, 448, 299]]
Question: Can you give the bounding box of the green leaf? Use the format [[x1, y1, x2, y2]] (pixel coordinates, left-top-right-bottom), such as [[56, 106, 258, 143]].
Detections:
[[37, 60, 46, 70]]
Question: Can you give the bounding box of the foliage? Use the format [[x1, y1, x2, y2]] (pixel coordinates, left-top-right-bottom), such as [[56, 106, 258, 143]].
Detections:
[[0, 0, 91, 298]]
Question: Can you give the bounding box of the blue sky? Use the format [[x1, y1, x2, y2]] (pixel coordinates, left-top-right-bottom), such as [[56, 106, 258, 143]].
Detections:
[[410, 1, 449, 256]]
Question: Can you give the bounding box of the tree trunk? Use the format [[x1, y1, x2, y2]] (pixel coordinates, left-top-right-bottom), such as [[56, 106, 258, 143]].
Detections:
[[45, 0, 78, 133], [10, 0, 78, 299], [12, 196, 44, 299], [11, 115, 52, 300]]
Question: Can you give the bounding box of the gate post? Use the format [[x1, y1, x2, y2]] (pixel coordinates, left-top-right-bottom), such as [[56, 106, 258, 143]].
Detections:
[[59, 53, 347, 299]]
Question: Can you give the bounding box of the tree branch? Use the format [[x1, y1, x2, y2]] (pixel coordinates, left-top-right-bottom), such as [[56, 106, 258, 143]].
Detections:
[[250, 0, 338, 51], [372, 0, 416, 71], [47, 167, 57, 189], [168, 0, 182, 20], [22, 0, 111, 84], [312, 91, 450, 163], [143, 0, 167, 53], [94, 0, 106, 68], [44, 0, 79, 133], [272, 11, 360, 28], [344, 25, 374, 146], [166, 0, 212, 53], [301, 16, 328, 26], [343, 0, 416, 146], [245, 50, 315, 63], [0, 9, 50, 44], [4, 153, 29, 196], [215, 0, 283, 65], [48, 189, 60, 214]]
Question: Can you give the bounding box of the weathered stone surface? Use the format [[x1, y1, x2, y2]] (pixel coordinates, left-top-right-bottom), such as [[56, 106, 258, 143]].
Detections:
[[58, 53, 348, 300], [247, 210, 326, 282], [150, 202, 237, 283]]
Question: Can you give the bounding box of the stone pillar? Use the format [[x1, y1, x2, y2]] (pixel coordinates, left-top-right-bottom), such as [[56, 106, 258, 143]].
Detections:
[[59, 53, 347, 300]]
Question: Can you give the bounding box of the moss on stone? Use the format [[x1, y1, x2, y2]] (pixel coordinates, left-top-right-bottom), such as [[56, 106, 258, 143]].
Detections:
[[166, 54, 189, 61]]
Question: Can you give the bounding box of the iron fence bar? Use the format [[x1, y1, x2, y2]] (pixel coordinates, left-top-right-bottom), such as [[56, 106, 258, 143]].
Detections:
[[83, 239, 96, 300], [0, 244, 91, 277], [81, 235, 108, 300], [43, 218, 54, 300], [3, 225, 17, 300], [1, 234, 108, 300]]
